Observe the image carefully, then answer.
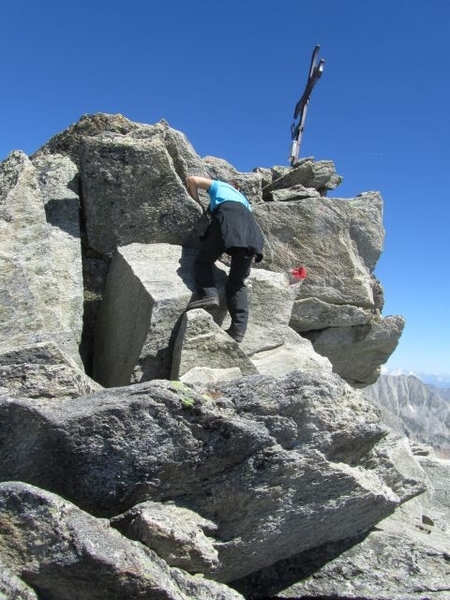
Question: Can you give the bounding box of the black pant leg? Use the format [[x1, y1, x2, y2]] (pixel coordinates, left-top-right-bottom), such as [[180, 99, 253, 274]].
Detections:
[[194, 218, 224, 298], [226, 249, 253, 335]]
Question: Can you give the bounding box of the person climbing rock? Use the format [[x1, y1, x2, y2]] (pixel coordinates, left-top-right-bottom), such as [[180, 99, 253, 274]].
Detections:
[[186, 175, 264, 343]]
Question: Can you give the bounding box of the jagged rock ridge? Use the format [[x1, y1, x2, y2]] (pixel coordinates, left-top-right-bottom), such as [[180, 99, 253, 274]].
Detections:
[[1, 113, 448, 600], [428, 383, 450, 402], [28, 112, 404, 387]]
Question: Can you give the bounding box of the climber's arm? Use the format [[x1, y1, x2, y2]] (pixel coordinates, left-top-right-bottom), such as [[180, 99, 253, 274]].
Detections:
[[186, 176, 213, 203]]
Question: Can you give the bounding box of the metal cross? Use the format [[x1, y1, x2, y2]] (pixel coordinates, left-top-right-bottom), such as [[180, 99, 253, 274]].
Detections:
[[289, 45, 325, 166]]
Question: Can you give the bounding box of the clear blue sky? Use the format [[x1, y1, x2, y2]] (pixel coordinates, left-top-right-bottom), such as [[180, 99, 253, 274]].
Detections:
[[1, 0, 449, 385]]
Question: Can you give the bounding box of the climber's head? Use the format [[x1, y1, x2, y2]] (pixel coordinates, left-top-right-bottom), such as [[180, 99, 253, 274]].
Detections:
[[228, 180, 241, 191]]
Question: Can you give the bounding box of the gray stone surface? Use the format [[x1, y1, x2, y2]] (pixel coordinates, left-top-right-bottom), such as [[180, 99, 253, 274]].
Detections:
[[273, 512, 450, 600], [0, 340, 101, 400], [180, 366, 243, 385], [0, 112, 419, 598], [94, 242, 330, 387], [270, 443, 450, 600], [171, 309, 258, 379], [291, 296, 374, 332], [80, 131, 201, 257], [31, 153, 84, 351], [93, 243, 226, 385], [0, 482, 243, 600], [111, 500, 219, 574], [35, 114, 210, 257], [254, 192, 384, 309], [250, 327, 332, 377], [238, 268, 295, 356], [417, 452, 450, 531], [0, 151, 84, 367], [26, 113, 404, 386], [270, 184, 321, 201], [0, 373, 408, 582], [268, 159, 343, 193], [307, 314, 405, 386], [235, 436, 449, 600]]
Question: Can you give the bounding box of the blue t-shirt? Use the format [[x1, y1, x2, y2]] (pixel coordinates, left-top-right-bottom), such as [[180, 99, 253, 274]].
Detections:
[[207, 180, 252, 213]]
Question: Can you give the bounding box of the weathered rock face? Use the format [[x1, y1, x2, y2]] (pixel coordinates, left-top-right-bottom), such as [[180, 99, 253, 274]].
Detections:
[[111, 500, 220, 574], [0, 341, 100, 400], [29, 111, 403, 385], [0, 481, 244, 600], [0, 151, 84, 367], [255, 191, 383, 305], [171, 308, 260, 380], [304, 314, 406, 387], [35, 115, 208, 256], [93, 243, 201, 386], [263, 442, 450, 600], [270, 509, 450, 600], [0, 113, 427, 599], [0, 372, 414, 584], [93, 241, 331, 386]]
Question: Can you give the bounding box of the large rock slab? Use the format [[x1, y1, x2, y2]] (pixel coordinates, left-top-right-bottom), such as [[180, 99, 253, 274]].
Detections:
[[270, 184, 321, 201], [267, 509, 450, 600], [290, 296, 374, 332], [360, 435, 428, 504], [249, 327, 332, 377], [268, 446, 450, 600], [111, 500, 220, 574], [234, 436, 444, 599], [35, 113, 210, 257], [180, 366, 243, 385], [171, 309, 258, 379], [306, 315, 406, 386], [0, 150, 84, 367], [0, 482, 243, 600], [172, 309, 331, 383], [94, 242, 328, 386], [33, 112, 141, 163], [0, 340, 100, 400], [93, 243, 223, 386], [36, 113, 208, 184], [79, 130, 202, 257], [30, 113, 404, 381], [0, 373, 412, 582], [238, 268, 295, 356], [254, 192, 384, 307], [267, 160, 343, 194], [31, 153, 83, 336]]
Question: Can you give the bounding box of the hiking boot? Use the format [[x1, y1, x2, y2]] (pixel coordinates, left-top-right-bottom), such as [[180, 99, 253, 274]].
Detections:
[[187, 296, 219, 310], [225, 327, 245, 343]]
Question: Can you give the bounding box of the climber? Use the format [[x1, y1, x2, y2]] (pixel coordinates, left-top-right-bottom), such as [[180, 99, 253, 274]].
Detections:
[[185, 175, 264, 343]]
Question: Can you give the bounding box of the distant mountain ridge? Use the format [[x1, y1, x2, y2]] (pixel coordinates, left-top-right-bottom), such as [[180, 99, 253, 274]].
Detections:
[[364, 374, 450, 458], [427, 384, 450, 402]]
